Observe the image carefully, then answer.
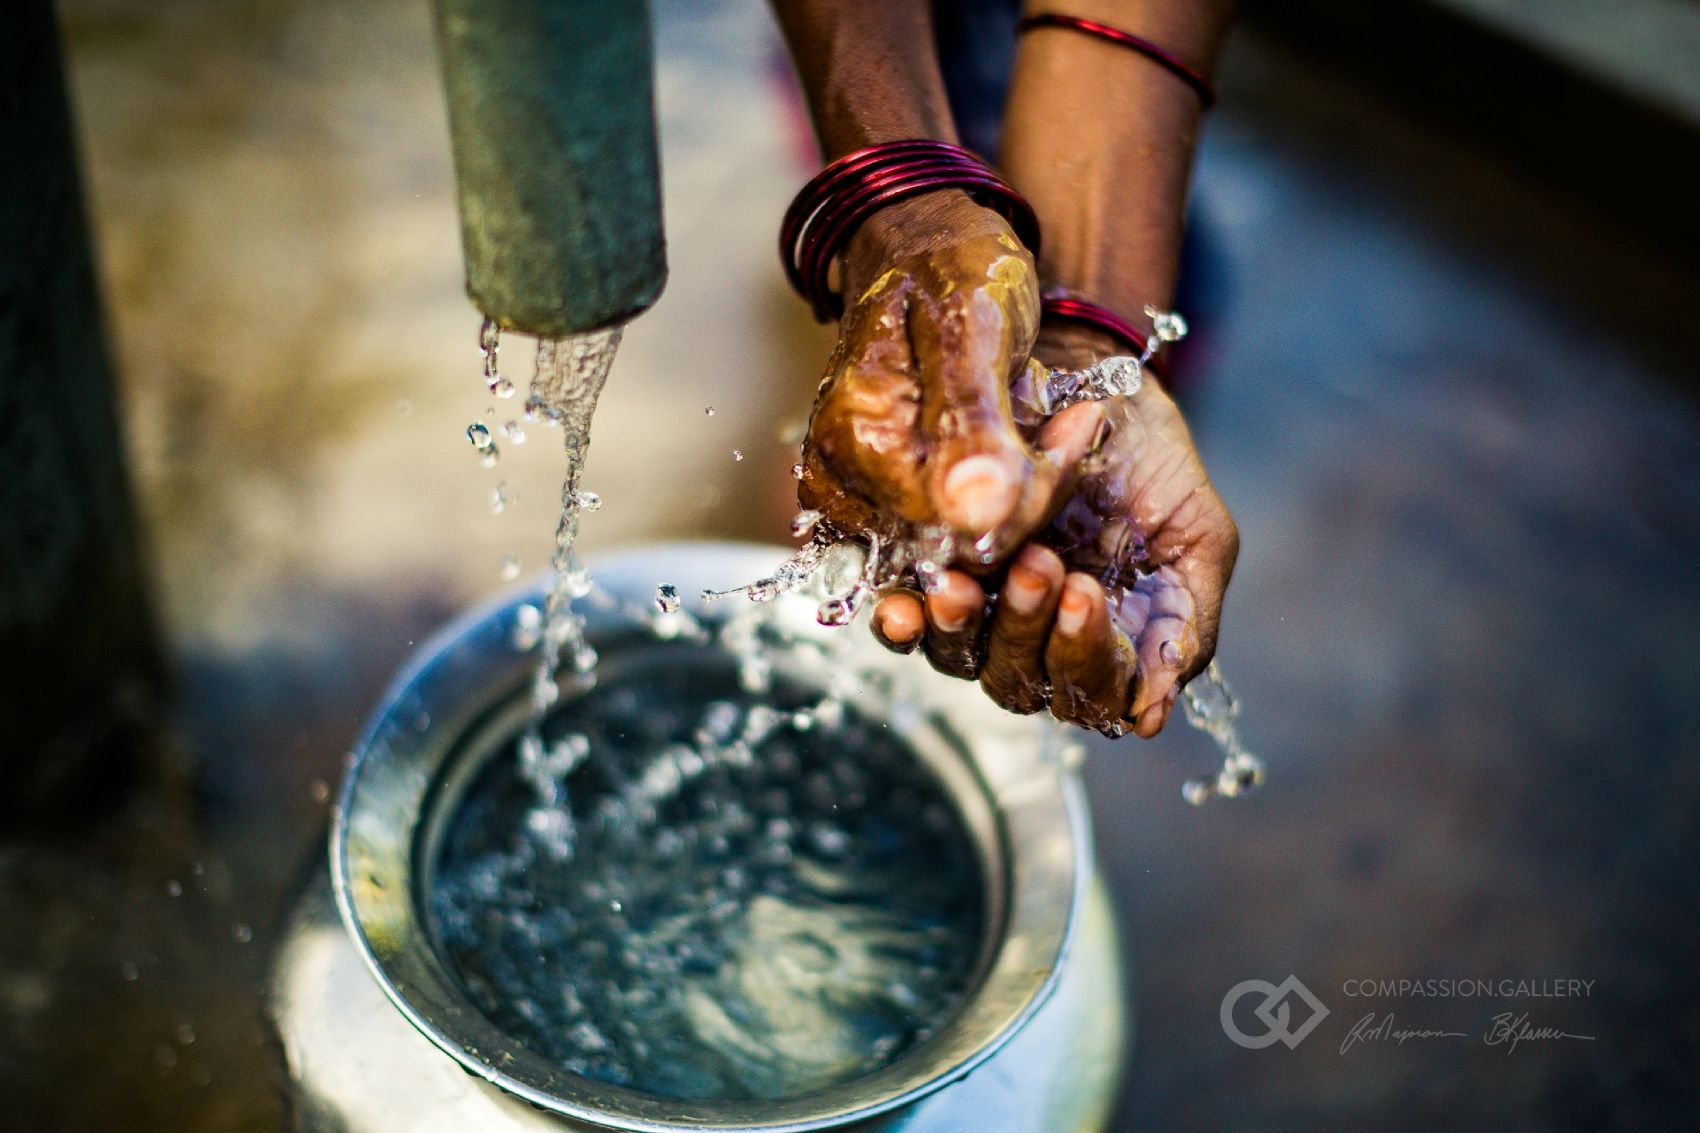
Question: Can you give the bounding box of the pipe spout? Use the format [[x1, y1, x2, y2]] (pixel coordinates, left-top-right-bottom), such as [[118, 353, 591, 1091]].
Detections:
[[434, 0, 667, 337]]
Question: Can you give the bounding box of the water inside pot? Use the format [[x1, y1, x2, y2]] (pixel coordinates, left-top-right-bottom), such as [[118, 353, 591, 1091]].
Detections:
[[423, 644, 988, 1102]]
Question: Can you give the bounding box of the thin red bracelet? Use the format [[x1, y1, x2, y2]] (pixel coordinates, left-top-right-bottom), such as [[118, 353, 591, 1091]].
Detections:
[[1018, 13, 1217, 109], [1039, 290, 1164, 377], [781, 141, 1041, 321]]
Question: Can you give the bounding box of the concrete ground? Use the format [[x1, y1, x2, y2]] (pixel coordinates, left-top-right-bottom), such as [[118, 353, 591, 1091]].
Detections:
[[3, 0, 1696, 1128]]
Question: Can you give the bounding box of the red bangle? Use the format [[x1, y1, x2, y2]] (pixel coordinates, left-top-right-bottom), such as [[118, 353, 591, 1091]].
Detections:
[[1039, 289, 1164, 377], [781, 141, 1041, 322], [1018, 13, 1217, 110]]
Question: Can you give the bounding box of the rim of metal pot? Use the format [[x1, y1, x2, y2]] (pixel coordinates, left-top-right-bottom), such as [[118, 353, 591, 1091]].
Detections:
[[333, 541, 1089, 1132]]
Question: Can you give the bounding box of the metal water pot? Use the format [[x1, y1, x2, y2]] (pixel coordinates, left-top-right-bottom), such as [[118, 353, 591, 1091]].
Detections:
[[269, 543, 1125, 1132]]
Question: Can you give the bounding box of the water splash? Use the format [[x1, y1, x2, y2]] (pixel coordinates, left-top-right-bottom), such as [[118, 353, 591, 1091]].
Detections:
[[1179, 663, 1266, 805], [429, 607, 981, 1100]]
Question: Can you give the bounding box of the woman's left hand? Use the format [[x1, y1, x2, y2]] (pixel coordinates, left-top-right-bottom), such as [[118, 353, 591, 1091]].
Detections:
[[872, 324, 1239, 737]]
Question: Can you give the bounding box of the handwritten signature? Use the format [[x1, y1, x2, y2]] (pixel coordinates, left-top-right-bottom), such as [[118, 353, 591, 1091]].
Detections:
[[1483, 1011, 1596, 1053], [1340, 1012, 1595, 1055], [1340, 1013, 1466, 1053]]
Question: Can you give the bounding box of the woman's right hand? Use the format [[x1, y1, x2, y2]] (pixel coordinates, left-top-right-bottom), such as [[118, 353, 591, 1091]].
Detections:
[[797, 190, 1105, 567]]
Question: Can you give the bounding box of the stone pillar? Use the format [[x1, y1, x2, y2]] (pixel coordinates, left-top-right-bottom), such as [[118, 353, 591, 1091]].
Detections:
[[0, 1, 170, 829]]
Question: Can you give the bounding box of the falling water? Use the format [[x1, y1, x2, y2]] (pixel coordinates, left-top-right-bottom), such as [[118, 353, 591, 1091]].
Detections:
[[501, 325, 625, 853], [1179, 664, 1266, 804]]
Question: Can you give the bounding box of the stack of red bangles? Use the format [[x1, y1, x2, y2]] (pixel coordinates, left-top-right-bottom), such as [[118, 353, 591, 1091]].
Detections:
[[778, 142, 1166, 368], [779, 140, 1041, 322], [780, 14, 1212, 367]]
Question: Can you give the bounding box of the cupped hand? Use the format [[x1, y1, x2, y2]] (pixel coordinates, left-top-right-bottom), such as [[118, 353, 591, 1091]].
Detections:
[[797, 190, 1104, 563], [873, 324, 1239, 738]]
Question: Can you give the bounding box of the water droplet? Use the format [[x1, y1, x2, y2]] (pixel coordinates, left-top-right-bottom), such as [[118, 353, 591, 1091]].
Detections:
[[816, 598, 852, 626], [1159, 639, 1184, 668], [732, 449, 744, 462], [1144, 306, 1189, 343], [175, 1022, 196, 1045], [166, 880, 182, 898], [232, 924, 253, 944], [655, 584, 681, 614], [744, 579, 778, 602], [821, 542, 867, 598], [479, 447, 499, 468], [309, 778, 331, 804], [491, 482, 516, 513], [501, 420, 527, 445], [704, 405, 715, 416], [121, 962, 140, 982], [792, 463, 806, 481], [1182, 776, 1215, 806], [499, 555, 521, 581], [790, 509, 823, 539], [573, 490, 602, 512], [561, 565, 594, 598], [490, 374, 516, 399], [466, 422, 493, 449], [915, 560, 945, 594], [513, 604, 543, 650]]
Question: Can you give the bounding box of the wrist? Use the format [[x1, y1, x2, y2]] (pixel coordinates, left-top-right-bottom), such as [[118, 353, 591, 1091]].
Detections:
[[1032, 323, 1127, 372], [842, 190, 1017, 297]]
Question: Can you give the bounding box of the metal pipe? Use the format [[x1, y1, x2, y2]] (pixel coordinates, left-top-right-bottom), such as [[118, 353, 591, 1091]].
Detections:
[[433, 0, 668, 337]]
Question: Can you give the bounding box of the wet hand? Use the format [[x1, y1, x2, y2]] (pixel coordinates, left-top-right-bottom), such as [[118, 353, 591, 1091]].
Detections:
[[873, 326, 1238, 738], [797, 191, 1104, 562]]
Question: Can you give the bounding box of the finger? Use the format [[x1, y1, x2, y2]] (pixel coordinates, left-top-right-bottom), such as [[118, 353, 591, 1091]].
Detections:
[[805, 278, 930, 521], [871, 591, 925, 655], [906, 264, 1037, 537], [1044, 573, 1137, 736], [955, 401, 1107, 569], [1169, 502, 1240, 684], [1008, 356, 1055, 432], [980, 544, 1065, 714], [921, 570, 985, 680], [1115, 568, 1201, 738]]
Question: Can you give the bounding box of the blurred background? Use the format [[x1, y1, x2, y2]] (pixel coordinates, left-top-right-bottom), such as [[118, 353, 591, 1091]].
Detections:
[[3, 0, 1698, 1128]]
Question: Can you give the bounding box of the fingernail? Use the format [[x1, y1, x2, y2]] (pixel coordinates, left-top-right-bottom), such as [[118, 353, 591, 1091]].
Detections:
[[1042, 404, 1104, 462], [1006, 567, 1046, 614], [1090, 413, 1113, 453], [1159, 639, 1184, 668], [932, 600, 968, 633], [942, 455, 1015, 531], [1056, 586, 1092, 635], [875, 601, 922, 647]]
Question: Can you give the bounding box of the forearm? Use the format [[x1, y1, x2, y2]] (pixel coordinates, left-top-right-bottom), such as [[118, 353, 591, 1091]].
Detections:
[[1001, 1, 1233, 313], [770, 1, 1025, 313], [769, 0, 958, 159]]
